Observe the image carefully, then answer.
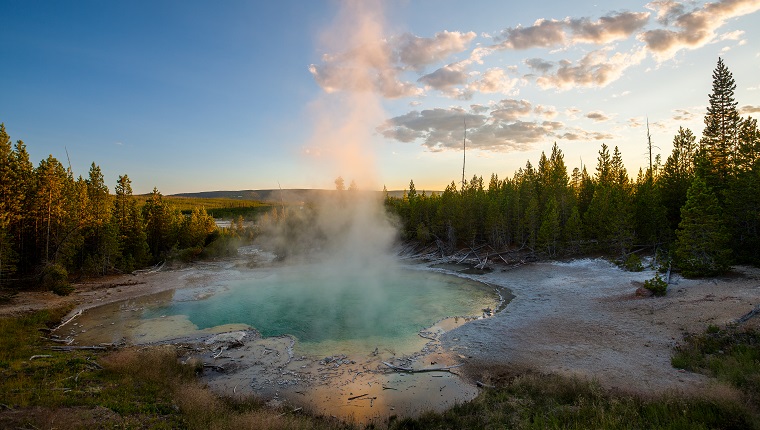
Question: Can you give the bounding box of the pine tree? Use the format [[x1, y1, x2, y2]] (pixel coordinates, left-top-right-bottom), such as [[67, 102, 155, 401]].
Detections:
[[659, 127, 697, 232], [0, 124, 17, 283], [675, 177, 731, 276], [700, 57, 740, 190], [538, 196, 560, 256], [143, 187, 180, 261]]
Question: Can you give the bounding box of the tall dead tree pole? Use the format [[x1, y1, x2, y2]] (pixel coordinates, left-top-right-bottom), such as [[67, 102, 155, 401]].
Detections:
[[461, 119, 466, 190], [647, 117, 653, 173]]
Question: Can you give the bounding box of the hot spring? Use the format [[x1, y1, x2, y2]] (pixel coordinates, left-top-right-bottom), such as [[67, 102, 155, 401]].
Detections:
[[71, 263, 501, 357]]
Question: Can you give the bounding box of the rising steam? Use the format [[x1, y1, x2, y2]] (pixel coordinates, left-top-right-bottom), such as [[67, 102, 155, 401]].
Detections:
[[257, 0, 399, 269]]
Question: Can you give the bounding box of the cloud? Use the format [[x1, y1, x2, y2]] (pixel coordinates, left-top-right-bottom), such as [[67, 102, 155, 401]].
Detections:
[[565, 107, 583, 119], [567, 12, 651, 44], [628, 117, 644, 128], [534, 104, 558, 119], [525, 57, 555, 73], [308, 62, 422, 98], [557, 128, 615, 141], [470, 104, 490, 114], [466, 120, 563, 151], [585, 111, 610, 121], [490, 99, 533, 121], [718, 29, 746, 41], [641, 0, 760, 60], [612, 90, 631, 98], [739, 105, 760, 114], [378, 103, 617, 152], [418, 63, 468, 89], [672, 108, 696, 121], [494, 11, 649, 50], [495, 19, 566, 49], [310, 29, 477, 98], [647, 0, 686, 25], [394, 31, 477, 71], [535, 46, 647, 90], [467, 68, 520, 94], [377, 108, 487, 148]]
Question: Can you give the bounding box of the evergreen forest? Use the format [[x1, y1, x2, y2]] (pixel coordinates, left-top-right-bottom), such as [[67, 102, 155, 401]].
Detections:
[[384, 58, 760, 276], [1, 58, 758, 293]]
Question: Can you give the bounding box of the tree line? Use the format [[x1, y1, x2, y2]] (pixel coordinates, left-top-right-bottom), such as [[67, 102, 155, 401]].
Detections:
[[385, 58, 759, 276], [0, 133, 252, 290]]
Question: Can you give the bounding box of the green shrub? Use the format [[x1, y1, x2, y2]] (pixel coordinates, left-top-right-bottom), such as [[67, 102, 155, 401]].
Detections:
[[622, 253, 644, 272], [644, 273, 667, 296], [202, 234, 239, 259], [40, 264, 73, 296]]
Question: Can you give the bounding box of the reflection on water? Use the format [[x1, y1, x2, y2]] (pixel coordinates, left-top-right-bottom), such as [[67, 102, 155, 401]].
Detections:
[[71, 266, 498, 357]]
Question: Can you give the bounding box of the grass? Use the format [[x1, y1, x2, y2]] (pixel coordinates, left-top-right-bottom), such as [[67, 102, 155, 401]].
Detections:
[[388, 372, 756, 429], [0, 308, 350, 429], [2, 309, 759, 429], [672, 324, 760, 405]]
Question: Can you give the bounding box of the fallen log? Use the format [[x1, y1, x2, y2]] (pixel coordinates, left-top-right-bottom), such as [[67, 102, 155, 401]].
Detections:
[[382, 361, 464, 373], [203, 363, 225, 372], [736, 304, 760, 324], [51, 345, 107, 351], [347, 393, 368, 401]]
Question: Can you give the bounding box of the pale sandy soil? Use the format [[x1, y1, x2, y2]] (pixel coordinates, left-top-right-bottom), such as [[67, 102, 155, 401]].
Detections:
[[3, 257, 759, 422], [443, 259, 760, 395]]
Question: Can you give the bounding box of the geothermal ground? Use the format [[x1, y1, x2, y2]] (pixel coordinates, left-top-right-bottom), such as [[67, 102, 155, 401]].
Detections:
[[2, 256, 759, 423]]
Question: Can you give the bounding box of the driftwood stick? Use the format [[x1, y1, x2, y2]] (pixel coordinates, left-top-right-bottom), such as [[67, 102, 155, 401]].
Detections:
[[54, 310, 82, 331], [348, 393, 368, 401], [382, 361, 464, 373], [418, 332, 437, 341], [30, 355, 53, 360]]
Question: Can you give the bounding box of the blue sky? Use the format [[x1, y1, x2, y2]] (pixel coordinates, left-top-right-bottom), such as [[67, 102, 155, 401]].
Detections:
[[1, 0, 759, 194]]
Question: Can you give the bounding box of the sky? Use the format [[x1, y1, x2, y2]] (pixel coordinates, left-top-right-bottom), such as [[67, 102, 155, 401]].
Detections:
[[1, 0, 759, 195]]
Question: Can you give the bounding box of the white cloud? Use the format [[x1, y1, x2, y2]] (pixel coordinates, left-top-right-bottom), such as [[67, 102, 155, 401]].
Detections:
[[394, 31, 477, 71], [612, 90, 632, 98], [490, 99, 533, 121], [418, 63, 468, 89], [534, 104, 558, 119], [640, 0, 760, 60], [494, 11, 649, 50], [467, 68, 520, 95], [535, 46, 647, 90]]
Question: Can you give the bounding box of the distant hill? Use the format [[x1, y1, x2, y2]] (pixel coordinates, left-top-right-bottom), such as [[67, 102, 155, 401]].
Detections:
[[170, 189, 441, 202]]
